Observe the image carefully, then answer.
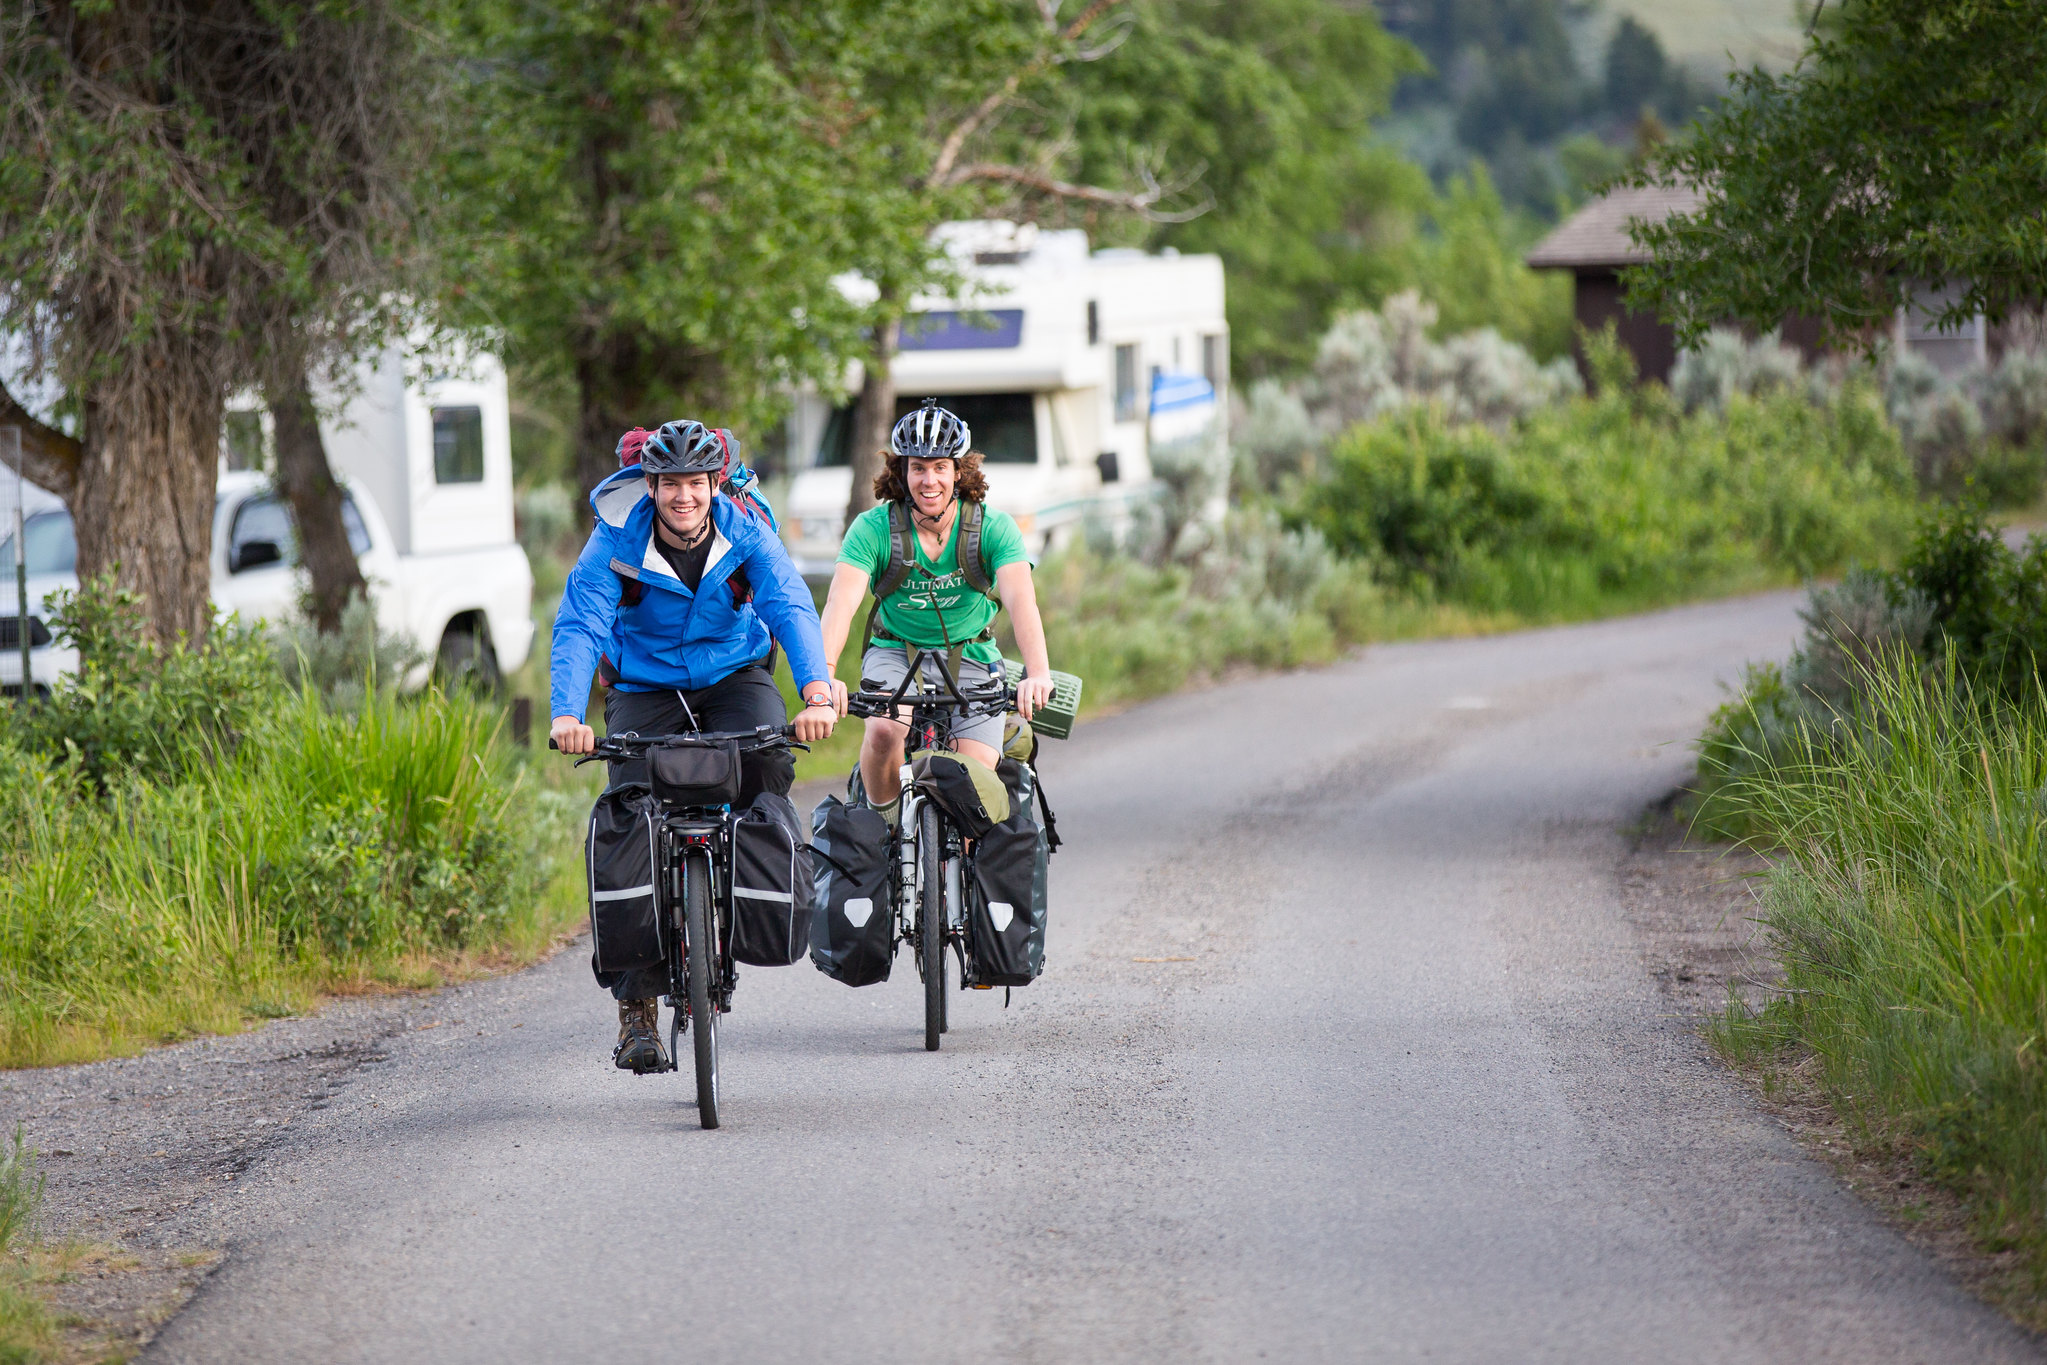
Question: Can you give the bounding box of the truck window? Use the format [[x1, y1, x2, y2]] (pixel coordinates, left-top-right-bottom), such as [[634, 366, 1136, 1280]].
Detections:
[[0, 511, 76, 576], [432, 406, 485, 484], [1114, 345, 1139, 421], [229, 494, 373, 572], [813, 393, 1040, 467]]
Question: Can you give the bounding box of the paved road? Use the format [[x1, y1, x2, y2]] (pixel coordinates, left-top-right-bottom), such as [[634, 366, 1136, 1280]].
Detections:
[[148, 594, 2043, 1363]]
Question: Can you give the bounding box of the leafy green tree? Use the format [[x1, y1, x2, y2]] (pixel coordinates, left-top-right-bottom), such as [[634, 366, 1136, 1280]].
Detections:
[[1066, 0, 1429, 377], [1625, 0, 2047, 348], [1603, 16, 1666, 115], [436, 0, 1184, 516], [0, 2, 431, 646]]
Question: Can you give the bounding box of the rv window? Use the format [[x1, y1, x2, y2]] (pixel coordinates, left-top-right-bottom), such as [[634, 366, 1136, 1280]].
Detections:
[[1202, 334, 1226, 391], [814, 393, 1040, 468], [1114, 345, 1139, 422], [0, 511, 76, 577], [432, 406, 485, 484]]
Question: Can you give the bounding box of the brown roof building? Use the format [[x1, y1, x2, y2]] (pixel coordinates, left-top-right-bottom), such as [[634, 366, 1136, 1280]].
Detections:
[[1526, 182, 1827, 387]]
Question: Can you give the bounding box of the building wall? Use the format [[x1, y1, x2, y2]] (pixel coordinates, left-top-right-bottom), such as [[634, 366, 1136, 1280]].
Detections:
[[1571, 270, 1678, 389]]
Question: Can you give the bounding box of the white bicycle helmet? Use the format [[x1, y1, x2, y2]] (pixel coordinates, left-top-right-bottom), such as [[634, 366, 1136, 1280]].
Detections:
[[890, 399, 971, 462]]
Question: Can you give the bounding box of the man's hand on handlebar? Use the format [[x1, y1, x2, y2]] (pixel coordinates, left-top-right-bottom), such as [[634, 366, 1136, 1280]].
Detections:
[[793, 700, 837, 744], [1015, 674, 1056, 721], [551, 715, 596, 755]]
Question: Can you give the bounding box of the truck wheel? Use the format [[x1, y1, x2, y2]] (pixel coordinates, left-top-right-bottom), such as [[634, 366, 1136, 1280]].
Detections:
[[436, 617, 502, 697]]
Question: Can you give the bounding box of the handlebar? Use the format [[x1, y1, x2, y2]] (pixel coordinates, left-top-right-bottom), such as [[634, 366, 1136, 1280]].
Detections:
[[845, 683, 1014, 722], [550, 725, 802, 766]]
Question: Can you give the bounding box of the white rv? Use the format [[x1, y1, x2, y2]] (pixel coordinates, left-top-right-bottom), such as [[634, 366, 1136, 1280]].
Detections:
[[781, 221, 1228, 574], [2, 347, 533, 695]]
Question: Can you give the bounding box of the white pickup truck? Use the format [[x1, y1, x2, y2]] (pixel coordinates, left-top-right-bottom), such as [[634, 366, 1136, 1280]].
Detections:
[[1, 348, 533, 695]]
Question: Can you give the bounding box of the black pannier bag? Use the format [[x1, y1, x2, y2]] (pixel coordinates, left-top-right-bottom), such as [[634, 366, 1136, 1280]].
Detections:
[[649, 739, 742, 807], [587, 785, 663, 974], [729, 791, 812, 966], [908, 749, 1008, 837], [809, 794, 894, 986], [965, 759, 1053, 988]]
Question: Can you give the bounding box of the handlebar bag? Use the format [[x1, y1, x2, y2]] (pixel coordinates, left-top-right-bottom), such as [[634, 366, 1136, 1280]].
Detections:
[[808, 794, 894, 986], [649, 739, 743, 808], [908, 750, 1009, 837], [964, 759, 1052, 988], [729, 791, 813, 967], [587, 785, 664, 974]]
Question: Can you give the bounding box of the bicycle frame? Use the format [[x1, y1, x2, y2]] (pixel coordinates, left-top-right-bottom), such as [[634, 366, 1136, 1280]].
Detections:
[[849, 648, 1011, 1024], [658, 810, 734, 1014]]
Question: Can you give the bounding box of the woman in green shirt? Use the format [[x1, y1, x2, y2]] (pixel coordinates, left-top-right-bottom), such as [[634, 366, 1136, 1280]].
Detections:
[[818, 400, 1056, 816]]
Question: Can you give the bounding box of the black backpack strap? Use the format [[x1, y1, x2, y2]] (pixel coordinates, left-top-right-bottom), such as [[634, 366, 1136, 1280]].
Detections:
[[1033, 765, 1061, 852], [871, 501, 916, 601], [957, 500, 997, 599]]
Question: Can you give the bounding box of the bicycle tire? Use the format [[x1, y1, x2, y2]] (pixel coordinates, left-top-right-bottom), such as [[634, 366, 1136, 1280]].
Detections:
[[921, 802, 944, 1052], [684, 850, 721, 1128]]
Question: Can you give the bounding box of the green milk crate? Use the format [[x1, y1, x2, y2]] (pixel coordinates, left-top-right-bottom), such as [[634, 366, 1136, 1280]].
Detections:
[[1000, 659, 1084, 739]]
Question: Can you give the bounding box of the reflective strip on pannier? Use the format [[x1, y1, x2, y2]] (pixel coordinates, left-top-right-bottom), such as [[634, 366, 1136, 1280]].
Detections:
[[588, 786, 664, 974], [729, 791, 813, 966]]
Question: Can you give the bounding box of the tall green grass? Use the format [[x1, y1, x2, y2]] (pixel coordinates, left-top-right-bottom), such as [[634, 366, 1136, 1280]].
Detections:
[[1708, 652, 2047, 1285], [0, 681, 585, 1068], [0, 1128, 50, 1361]]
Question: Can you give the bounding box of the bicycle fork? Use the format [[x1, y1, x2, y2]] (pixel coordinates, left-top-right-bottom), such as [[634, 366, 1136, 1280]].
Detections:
[[898, 780, 964, 965]]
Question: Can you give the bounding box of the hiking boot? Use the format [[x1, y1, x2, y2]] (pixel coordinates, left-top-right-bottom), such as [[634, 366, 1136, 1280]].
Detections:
[[612, 997, 666, 1074]]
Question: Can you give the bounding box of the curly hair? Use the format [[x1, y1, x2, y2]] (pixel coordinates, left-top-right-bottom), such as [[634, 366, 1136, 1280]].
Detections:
[[871, 450, 988, 505]]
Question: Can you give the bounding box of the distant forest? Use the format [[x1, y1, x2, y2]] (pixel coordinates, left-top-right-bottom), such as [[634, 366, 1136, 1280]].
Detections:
[[1376, 0, 1725, 216]]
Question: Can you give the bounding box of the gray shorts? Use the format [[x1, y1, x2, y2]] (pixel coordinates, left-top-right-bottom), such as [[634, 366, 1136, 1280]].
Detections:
[[859, 646, 1006, 752]]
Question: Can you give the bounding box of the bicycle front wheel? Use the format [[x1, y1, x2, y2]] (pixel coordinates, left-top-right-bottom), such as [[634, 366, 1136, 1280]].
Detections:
[[921, 802, 945, 1053], [683, 850, 721, 1128]]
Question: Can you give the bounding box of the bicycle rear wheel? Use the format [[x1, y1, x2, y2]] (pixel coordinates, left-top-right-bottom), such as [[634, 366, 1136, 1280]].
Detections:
[[921, 802, 945, 1052], [683, 850, 721, 1128]]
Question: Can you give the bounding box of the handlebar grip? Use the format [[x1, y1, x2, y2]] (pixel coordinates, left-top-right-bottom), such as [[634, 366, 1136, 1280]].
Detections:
[[547, 738, 560, 751]]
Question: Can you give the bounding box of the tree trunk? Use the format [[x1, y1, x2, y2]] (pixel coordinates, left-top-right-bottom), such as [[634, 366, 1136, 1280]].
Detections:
[[845, 304, 901, 527], [573, 333, 659, 519], [74, 374, 221, 648], [268, 370, 367, 634]]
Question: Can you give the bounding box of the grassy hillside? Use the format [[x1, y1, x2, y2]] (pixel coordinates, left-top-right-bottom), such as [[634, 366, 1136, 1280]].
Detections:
[[1605, 0, 1803, 69]]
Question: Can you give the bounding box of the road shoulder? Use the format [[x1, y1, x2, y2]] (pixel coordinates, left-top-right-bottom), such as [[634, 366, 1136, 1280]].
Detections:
[[1622, 795, 2047, 1338]]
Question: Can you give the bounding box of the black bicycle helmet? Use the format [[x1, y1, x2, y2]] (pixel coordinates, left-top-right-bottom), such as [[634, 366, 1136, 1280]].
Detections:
[[890, 399, 971, 463], [640, 419, 733, 478]]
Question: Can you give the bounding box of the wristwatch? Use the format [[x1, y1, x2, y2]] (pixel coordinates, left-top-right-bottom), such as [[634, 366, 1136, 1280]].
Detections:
[[803, 687, 833, 708]]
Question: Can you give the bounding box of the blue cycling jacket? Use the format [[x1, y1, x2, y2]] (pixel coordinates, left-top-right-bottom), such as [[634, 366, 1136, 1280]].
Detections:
[[549, 468, 828, 722]]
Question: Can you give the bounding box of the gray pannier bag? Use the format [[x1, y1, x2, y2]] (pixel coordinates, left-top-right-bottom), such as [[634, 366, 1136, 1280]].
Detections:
[[729, 791, 813, 966], [964, 759, 1056, 988], [809, 791, 895, 986], [587, 785, 663, 973]]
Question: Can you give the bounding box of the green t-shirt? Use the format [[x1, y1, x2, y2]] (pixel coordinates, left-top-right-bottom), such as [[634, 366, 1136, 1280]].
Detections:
[[839, 501, 1029, 664]]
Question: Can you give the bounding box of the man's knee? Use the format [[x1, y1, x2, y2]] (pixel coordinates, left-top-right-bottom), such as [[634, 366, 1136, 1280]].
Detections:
[[862, 717, 906, 759]]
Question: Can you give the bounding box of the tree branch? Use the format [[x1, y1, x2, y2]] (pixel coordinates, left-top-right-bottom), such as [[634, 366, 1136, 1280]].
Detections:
[[923, 0, 1122, 189], [942, 161, 1211, 222], [0, 379, 83, 500]]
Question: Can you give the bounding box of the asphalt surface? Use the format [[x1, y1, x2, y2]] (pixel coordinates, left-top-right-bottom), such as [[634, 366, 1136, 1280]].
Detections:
[[146, 592, 2044, 1363]]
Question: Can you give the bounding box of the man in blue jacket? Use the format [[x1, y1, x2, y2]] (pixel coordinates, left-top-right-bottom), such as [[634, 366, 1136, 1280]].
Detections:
[[550, 419, 838, 1071]]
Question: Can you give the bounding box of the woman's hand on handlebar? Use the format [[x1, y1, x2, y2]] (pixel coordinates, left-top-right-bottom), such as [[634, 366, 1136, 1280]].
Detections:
[[551, 715, 596, 755], [1014, 674, 1055, 721]]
